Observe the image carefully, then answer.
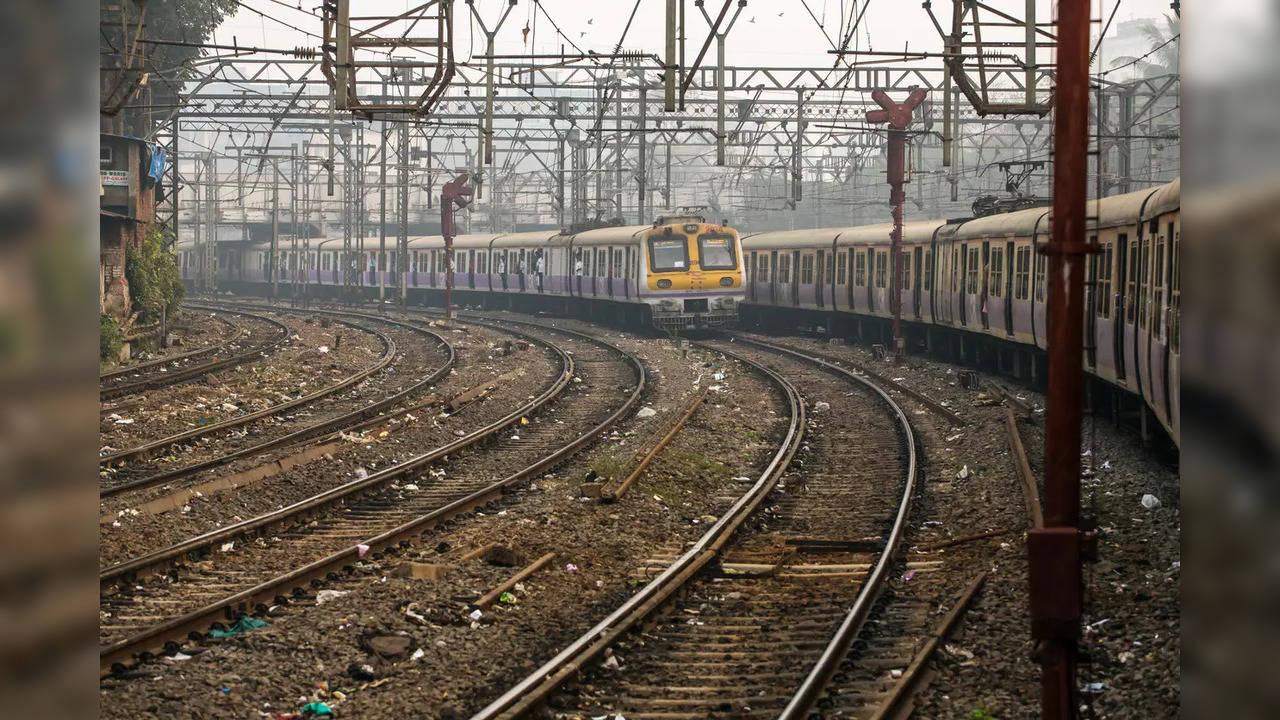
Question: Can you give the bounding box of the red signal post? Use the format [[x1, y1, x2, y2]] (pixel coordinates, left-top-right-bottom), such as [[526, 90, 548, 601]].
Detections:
[[866, 88, 927, 363], [440, 172, 475, 322]]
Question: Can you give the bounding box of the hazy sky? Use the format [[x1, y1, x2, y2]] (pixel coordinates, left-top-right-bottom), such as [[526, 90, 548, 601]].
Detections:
[[210, 0, 1179, 73]]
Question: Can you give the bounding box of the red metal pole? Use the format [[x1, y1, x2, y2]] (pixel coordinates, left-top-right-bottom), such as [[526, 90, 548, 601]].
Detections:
[[866, 89, 926, 363], [445, 236, 454, 323], [887, 132, 905, 362], [440, 172, 474, 325], [1028, 0, 1090, 717]]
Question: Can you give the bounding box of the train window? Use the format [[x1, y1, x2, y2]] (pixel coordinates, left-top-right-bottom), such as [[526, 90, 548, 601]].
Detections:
[[901, 252, 911, 291], [924, 250, 934, 291], [967, 248, 979, 294], [801, 254, 814, 285], [613, 249, 623, 276], [989, 248, 1003, 297], [854, 252, 866, 286], [756, 253, 769, 282], [479, 252, 488, 274], [835, 252, 847, 285], [648, 233, 689, 272], [1096, 242, 1113, 318], [778, 254, 791, 283], [1124, 236, 1137, 323], [697, 233, 737, 270], [875, 252, 888, 289], [1015, 246, 1031, 300]]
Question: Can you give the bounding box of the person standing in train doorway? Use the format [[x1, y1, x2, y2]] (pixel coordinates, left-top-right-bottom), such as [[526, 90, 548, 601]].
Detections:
[[497, 253, 507, 291], [574, 250, 584, 296], [535, 250, 545, 292], [518, 253, 527, 291]]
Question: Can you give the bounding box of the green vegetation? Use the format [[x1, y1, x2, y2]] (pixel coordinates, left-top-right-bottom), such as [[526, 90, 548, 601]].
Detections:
[[101, 313, 123, 361], [126, 227, 184, 323], [969, 709, 997, 720]]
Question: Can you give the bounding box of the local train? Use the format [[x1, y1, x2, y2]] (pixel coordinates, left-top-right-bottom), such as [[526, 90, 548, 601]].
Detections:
[[739, 179, 1180, 445], [180, 216, 745, 330], [178, 179, 1179, 444]]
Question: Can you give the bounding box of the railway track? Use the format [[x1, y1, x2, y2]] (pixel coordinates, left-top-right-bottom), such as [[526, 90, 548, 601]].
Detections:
[[99, 305, 455, 499], [99, 308, 397, 471], [467, 334, 920, 720], [99, 318, 646, 676], [100, 306, 291, 402]]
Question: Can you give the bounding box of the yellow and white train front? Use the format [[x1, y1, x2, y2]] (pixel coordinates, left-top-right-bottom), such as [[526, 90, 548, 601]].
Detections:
[[640, 221, 744, 329]]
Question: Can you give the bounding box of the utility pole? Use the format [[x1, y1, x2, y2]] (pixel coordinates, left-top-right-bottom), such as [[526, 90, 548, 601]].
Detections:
[[638, 84, 648, 224], [615, 80, 624, 219], [557, 131, 566, 229], [468, 0, 518, 166], [697, 0, 746, 166], [272, 157, 280, 300], [399, 77, 410, 306], [791, 90, 805, 209], [1030, 0, 1091, 717], [866, 88, 927, 363], [204, 152, 217, 294], [665, 0, 677, 111], [379, 79, 388, 302]]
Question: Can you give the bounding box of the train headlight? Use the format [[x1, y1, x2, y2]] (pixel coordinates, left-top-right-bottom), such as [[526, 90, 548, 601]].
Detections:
[[683, 224, 700, 233], [719, 276, 734, 287], [657, 278, 672, 289]]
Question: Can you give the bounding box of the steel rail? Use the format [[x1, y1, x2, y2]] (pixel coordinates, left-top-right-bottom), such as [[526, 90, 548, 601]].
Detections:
[[100, 307, 455, 499], [100, 312, 239, 383], [100, 306, 291, 401], [100, 321, 645, 676], [99, 311, 395, 468], [99, 319, 571, 586], [467, 342, 806, 720], [735, 335, 919, 720]]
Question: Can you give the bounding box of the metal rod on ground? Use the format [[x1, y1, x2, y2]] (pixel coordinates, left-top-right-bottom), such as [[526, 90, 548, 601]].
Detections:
[[474, 552, 556, 610], [611, 388, 708, 501], [1029, 0, 1090, 716]]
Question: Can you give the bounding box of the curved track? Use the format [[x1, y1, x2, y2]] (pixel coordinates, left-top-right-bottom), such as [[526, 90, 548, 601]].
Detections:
[[100, 306, 290, 402], [468, 333, 918, 720], [99, 317, 646, 676], [99, 310, 396, 470], [100, 305, 455, 499]]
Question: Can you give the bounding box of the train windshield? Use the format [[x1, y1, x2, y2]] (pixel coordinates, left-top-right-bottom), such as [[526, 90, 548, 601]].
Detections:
[[697, 233, 737, 270], [649, 235, 689, 272]]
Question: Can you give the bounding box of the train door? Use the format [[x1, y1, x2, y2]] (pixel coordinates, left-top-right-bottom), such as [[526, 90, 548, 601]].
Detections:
[[913, 247, 923, 319], [958, 244, 968, 325], [865, 248, 876, 312], [1114, 233, 1129, 380], [790, 250, 801, 306], [624, 246, 633, 298], [1085, 235, 1098, 368], [606, 247, 613, 295], [980, 242, 991, 330], [815, 250, 825, 308], [607, 247, 616, 297], [1004, 241, 1015, 335], [846, 249, 856, 310], [748, 252, 757, 302], [768, 251, 778, 304]]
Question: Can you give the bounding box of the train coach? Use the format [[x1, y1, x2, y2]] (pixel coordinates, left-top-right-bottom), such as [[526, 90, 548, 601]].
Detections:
[[179, 215, 745, 330], [740, 179, 1180, 446]]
